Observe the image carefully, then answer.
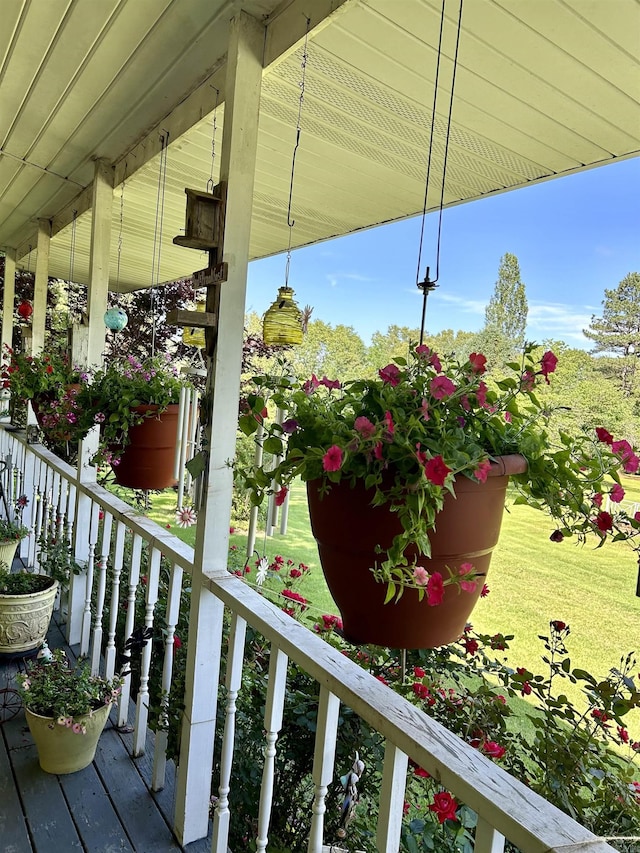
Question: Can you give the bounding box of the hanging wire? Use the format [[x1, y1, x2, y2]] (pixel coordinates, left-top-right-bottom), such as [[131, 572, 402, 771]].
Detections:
[[283, 19, 311, 288], [67, 210, 78, 325], [150, 133, 170, 356], [114, 168, 126, 292], [206, 88, 220, 194], [415, 0, 464, 344]]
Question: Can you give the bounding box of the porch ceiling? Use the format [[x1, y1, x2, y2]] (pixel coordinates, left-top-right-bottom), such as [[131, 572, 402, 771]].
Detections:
[[1, 0, 638, 292]]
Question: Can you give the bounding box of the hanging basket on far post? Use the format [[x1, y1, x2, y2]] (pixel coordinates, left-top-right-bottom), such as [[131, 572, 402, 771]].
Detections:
[[262, 286, 303, 346]]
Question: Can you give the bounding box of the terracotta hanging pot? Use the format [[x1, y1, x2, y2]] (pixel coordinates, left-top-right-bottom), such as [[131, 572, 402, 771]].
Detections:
[[112, 404, 180, 490], [306, 454, 526, 649]]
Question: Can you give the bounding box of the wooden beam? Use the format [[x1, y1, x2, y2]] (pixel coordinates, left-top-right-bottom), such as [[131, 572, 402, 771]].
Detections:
[[165, 308, 217, 329]]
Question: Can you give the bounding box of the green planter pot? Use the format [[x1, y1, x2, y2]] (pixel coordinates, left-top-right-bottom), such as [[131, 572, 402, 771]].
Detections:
[[0, 538, 20, 567], [0, 576, 58, 655], [25, 702, 112, 774]]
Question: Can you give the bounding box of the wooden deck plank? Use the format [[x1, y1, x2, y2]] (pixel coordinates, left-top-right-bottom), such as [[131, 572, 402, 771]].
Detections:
[[93, 724, 182, 853], [0, 721, 33, 853], [59, 762, 135, 853], [115, 725, 213, 853], [7, 722, 83, 851]]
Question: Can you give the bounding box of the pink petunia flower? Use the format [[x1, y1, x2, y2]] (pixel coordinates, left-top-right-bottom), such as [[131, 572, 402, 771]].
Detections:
[[354, 416, 376, 438], [322, 445, 343, 472], [610, 483, 625, 503], [430, 375, 456, 400], [424, 455, 451, 486], [378, 364, 401, 386]]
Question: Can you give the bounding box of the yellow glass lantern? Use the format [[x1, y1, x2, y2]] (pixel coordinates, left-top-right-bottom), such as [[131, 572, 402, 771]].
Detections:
[[183, 301, 206, 348], [262, 286, 303, 346]]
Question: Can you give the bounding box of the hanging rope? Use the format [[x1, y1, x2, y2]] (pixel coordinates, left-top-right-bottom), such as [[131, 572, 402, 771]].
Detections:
[[150, 133, 170, 356], [206, 88, 219, 194], [283, 19, 311, 289], [415, 0, 464, 344]]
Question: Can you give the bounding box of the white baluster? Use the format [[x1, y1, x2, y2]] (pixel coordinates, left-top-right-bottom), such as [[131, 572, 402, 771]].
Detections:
[[212, 613, 247, 853], [118, 533, 143, 727], [152, 561, 184, 790], [80, 501, 100, 656], [104, 520, 125, 678], [308, 687, 340, 853], [475, 817, 505, 853], [186, 388, 200, 495], [91, 512, 113, 675], [134, 547, 161, 756], [175, 385, 188, 508], [256, 646, 288, 853], [376, 742, 408, 853]]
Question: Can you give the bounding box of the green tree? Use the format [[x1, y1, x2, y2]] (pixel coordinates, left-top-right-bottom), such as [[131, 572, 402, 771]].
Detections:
[[583, 272, 640, 396], [477, 252, 528, 369], [288, 319, 366, 381]]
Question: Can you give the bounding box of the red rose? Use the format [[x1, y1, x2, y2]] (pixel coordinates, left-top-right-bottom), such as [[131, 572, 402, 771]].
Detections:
[[428, 791, 458, 824]]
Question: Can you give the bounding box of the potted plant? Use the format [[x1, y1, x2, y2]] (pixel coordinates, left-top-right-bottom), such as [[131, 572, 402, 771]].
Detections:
[[240, 344, 640, 648], [1, 343, 83, 426], [73, 354, 186, 490], [16, 646, 123, 773], [0, 492, 30, 567]]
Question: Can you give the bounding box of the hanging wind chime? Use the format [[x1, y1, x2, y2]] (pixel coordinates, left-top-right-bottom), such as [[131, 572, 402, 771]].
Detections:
[[17, 245, 34, 321], [261, 22, 311, 347], [415, 0, 464, 344], [104, 175, 129, 332]]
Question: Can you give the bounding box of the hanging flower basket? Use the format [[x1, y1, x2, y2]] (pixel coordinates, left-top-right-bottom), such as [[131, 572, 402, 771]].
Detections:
[[111, 404, 180, 490], [307, 456, 526, 649]]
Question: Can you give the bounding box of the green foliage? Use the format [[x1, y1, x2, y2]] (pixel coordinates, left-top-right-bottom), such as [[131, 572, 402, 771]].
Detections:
[[2, 343, 80, 401], [0, 563, 53, 594], [36, 535, 85, 589], [479, 252, 528, 367], [584, 272, 640, 397], [17, 648, 123, 727]]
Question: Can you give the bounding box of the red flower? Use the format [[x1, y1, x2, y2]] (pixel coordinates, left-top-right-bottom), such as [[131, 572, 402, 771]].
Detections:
[[426, 572, 444, 606], [463, 638, 479, 655], [480, 584, 490, 598], [538, 350, 558, 383], [430, 375, 456, 400], [322, 445, 343, 472], [384, 410, 395, 436], [468, 352, 487, 374], [550, 620, 567, 632], [414, 766, 430, 778], [595, 511, 613, 532], [482, 740, 506, 759], [378, 364, 401, 386], [413, 666, 425, 678], [413, 682, 430, 699], [549, 529, 564, 542], [173, 634, 182, 652], [424, 455, 451, 486], [354, 416, 376, 438], [428, 791, 458, 824], [473, 460, 491, 483], [618, 726, 630, 744], [521, 682, 532, 696], [610, 483, 625, 503], [595, 427, 613, 444], [275, 487, 288, 507]]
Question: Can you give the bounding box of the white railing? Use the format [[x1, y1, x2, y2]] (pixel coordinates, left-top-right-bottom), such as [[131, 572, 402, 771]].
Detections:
[[0, 427, 618, 853]]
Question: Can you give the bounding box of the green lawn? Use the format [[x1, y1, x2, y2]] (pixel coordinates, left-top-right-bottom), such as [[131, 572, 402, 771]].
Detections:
[[141, 475, 640, 731]]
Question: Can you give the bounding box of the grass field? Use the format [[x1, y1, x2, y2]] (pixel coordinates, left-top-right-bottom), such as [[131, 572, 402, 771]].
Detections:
[[143, 475, 640, 731]]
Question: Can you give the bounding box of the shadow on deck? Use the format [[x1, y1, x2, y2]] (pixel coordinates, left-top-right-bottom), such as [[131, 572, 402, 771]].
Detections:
[[0, 619, 212, 853]]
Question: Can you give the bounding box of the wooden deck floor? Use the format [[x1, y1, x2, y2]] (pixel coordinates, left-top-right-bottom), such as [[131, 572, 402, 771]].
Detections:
[[0, 620, 212, 853]]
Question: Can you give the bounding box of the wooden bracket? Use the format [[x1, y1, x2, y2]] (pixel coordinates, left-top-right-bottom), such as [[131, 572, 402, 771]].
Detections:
[[166, 308, 217, 330], [173, 182, 227, 250]]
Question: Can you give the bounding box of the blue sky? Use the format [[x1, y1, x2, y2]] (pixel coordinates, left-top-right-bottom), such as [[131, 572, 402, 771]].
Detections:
[[246, 156, 639, 350]]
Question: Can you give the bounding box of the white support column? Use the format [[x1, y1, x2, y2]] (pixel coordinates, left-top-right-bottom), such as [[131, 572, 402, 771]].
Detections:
[[174, 9, 264, 846], [76, 159, 113, 478], [72, 160, 113, 631], [31, 220, 50, 357], [1, 249, 16, 356]]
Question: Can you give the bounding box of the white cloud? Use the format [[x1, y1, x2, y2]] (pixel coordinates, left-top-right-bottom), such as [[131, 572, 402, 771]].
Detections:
[[527, 302, 593, 346], [325, 271, 376, 288], [431, 291, 487, 316]]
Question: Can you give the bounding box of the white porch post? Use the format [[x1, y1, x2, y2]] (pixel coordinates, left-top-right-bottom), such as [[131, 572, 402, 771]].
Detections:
[[69, 159, 113, 645], [1, 249, 16, 357], [31, 219, 50, 358], [174, 10, 263, 845]]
